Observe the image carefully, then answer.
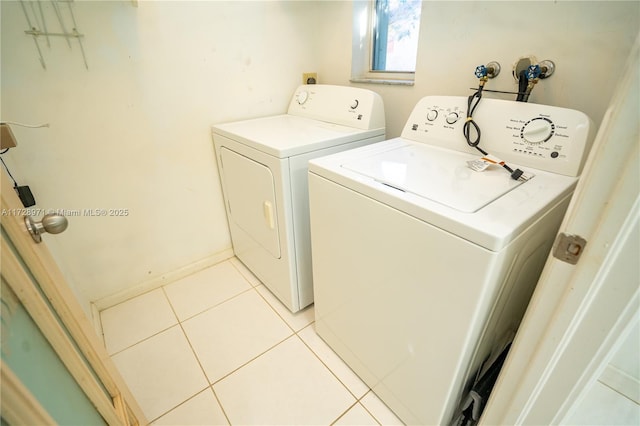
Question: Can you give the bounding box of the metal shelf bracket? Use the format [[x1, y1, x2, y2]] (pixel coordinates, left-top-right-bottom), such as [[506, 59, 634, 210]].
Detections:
[[19, 0, 89, 70]]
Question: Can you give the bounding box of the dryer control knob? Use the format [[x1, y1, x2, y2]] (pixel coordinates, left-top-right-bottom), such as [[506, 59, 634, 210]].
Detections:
[[445, 112, 459, 124], [296, 91, 309, 105], [426, 110, 438, 121]]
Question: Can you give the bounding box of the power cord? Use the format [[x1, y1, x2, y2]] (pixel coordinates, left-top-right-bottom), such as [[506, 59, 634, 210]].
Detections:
[[463, 77, 487, 155], [464, 67, 529, 182], [0, 155, 37, 207], [0, 122, 44, 206], [0, 156, 19, 187]]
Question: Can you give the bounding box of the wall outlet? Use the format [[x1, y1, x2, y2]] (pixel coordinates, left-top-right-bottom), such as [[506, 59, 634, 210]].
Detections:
[[302, 72, 317, 84]]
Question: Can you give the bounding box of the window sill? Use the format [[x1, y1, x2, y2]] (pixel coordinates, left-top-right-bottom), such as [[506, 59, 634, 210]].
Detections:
[[350, 77, 415, 86]]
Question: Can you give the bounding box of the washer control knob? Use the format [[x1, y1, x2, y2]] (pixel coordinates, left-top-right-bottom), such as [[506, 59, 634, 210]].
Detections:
[[521, 117, 555, 144], [296, 91, 309, 105], [426, 109, 438, 121], [350, 99, 359, 109], [445, 112, 459, 124]]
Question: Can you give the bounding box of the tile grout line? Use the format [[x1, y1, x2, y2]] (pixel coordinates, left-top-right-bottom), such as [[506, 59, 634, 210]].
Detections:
[[107, 258, 386, 425], [158, 261, 284, 425], [246, 271, 383, 424], [174, 264, 296, 386], [357, 391, 386, 426], [100, 287, 180, 356], [206, 384, 232, 426], [292, 330, 385, 424], [159, 285, 233, 425], [174, 285, 256, 324], [329, 399, 383, 426], [103, 259, 289, 425], [228, 257, 263, 288], [291, 332, 363, 425], [293, 329, 390, 425], [208, 333, 296, 387], [209, 330, 371, 426], [295, 323, 368, 401], [107, 322, 179, 358], [329, 400, 360, 426], [252, 286, 300, 334]]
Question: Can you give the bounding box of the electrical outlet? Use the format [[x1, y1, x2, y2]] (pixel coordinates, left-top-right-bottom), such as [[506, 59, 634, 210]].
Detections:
[[302, 72, 317, 84]]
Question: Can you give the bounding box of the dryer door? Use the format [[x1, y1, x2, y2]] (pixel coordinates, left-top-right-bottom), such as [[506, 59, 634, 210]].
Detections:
[[220, 147, 281, 258]]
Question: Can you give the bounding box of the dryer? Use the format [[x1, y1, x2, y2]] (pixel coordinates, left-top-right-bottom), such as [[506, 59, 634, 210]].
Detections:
[[212, 85, 385, 312], [308, 96, 593, 425]]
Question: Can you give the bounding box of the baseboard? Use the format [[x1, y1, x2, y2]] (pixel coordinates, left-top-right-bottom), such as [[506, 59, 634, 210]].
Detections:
[[93, 248, 235, 312]]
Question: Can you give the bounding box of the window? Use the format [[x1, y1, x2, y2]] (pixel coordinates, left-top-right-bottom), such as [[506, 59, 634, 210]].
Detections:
[[372, 0, 422, 72], [351, 0, 422, 84]]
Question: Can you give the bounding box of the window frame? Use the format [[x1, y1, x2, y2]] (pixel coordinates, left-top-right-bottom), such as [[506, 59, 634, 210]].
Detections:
[[350, 0, 419, 85]]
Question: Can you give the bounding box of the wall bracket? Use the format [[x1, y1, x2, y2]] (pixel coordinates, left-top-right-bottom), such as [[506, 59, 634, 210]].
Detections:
[[19, 0, 88, 70]]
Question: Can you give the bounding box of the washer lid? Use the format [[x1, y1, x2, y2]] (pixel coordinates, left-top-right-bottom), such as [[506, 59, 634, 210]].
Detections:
[[212, 115, 384, 158], [341, 144, 531, 213]]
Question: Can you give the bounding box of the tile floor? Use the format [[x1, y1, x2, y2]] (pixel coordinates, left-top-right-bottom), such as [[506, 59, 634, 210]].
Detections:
[[100, 257, 404, 425]]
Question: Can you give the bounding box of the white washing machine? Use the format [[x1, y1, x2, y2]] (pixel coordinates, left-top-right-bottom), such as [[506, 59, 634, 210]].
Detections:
[[212, 85, 385, 312], [308, 96, 593, 425]]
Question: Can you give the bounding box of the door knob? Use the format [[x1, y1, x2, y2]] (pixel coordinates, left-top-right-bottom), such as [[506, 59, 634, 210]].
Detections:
[[25, 213, 68, 243]]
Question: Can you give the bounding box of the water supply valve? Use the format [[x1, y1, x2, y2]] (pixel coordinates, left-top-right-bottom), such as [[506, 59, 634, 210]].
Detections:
[[526, 64, 541, 80], [475, 61, 501, 79], [512, 57, 555, 102], [513, 57, 555, 81], [538, 60, 555, 79], [475, 65, 488, 78]]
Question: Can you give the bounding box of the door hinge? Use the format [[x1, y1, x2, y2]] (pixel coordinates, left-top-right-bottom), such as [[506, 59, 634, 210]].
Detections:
[[552, 232, 587, 265]]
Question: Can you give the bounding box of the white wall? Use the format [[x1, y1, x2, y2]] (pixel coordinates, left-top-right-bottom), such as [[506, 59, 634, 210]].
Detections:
[[316, 1, 640, 137], [2, 0, 638, 314], [1, 0, 324, 312]]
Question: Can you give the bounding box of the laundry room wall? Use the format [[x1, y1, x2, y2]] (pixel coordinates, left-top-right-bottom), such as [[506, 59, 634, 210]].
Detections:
[[3, 1, 637, 317], [0, 0, 325, 314], [315, 1, 640, 137]]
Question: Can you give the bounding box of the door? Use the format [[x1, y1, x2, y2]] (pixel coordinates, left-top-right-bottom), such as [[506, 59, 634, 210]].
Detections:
[[480, 35, 639, 425], [220, 147, 282, 258], [1, 172, 147, 425]]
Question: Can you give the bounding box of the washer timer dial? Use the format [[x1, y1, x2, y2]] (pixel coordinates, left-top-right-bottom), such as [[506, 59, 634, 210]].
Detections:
[[521, 117, 555, 144]]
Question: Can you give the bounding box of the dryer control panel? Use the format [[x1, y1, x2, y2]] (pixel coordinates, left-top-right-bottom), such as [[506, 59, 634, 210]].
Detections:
[[288, 85, 385, 132], [401, 96, 595, 177]]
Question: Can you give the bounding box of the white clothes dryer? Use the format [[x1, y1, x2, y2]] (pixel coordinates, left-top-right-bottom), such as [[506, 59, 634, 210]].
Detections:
[[212, 85, 385, 312], [308, 96, 593, 425]]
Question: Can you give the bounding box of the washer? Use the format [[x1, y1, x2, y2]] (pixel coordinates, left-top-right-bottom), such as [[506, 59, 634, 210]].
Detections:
[[308, 96, 593, 425], [212, 85, 385, 312]]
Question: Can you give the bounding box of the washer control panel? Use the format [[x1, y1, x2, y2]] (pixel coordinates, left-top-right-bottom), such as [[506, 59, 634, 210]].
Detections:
[[402, 96, 594, 176], [288, 85, 385, 131]]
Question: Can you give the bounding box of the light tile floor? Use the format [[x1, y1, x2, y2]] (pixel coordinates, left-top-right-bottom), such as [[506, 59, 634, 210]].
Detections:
[[101, 257, 404, 425]]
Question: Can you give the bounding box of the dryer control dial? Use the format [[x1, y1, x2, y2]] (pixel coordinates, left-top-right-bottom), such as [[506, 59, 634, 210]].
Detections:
[[296, 91, 309, 105], [521, 117, 555, 144]]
